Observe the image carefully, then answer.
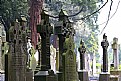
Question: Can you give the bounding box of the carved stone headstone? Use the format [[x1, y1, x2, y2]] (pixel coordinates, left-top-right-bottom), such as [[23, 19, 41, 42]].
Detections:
[[8, 19, 27, 81], [62, 36, 78, 81]]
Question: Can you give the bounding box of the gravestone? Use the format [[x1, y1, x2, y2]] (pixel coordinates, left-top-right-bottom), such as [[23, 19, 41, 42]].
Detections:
[[54, 9, 75, 81], [110, 37, 121, 81], [111, 37, 119, 70], [78, 39, 89, 81], [34, 10, 55, 81], [54, 9, 69, 72], [62, 36, 78, 81], [19, 16, 33, 81], [8, 18, 27, 81], [99, 33, 110, 81]]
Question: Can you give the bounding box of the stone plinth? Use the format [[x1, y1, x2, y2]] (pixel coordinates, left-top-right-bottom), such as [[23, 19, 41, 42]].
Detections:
[[34, 65, 41, 75], [78, 70, 89, 81], [56, 71, 63, 81], [34, 71, 49, 81], [26, 68, 33, 81], [110, 75, 119, 81], [110, 70, 121, 76], [99, 72, 110, 81], [110, 70, 121, 81], [34, 70, 58, 81]]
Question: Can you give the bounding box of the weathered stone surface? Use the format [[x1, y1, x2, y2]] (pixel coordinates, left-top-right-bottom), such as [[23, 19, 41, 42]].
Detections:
[[99, 34, 110, 81], [110, 70, 121, 81], [101, 33, 109, 72], [112, 37, 119, 70], [78, 39, 89, 81], [99, 73, 110, 81], [8, 18, 28, 81], [37, 10, 53, 70], [62, 36, 78, 81], [78, 70, 89, 81], [110, 75, 120, 81]]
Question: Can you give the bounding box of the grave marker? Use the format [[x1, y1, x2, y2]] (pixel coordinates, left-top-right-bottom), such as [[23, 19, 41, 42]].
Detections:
[[62, 36, 78, 81], [78, 39, 89, 81], [99, 33, 110, 81]]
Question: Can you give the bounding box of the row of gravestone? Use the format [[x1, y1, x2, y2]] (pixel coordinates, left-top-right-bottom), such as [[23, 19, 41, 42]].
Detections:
[[0, 9, 111, 81]]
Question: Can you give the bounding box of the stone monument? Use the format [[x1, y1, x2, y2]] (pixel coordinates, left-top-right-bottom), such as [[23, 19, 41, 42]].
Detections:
[[112, 37, 119, 70], [62, 36, 78, 81], [99, 33, 110, 81], [7, 16, 31, 81], [54, 9, 75, 81], [110, 37, 121, 81], [34, 10, 57, 81], [78, 39, 89, 81]]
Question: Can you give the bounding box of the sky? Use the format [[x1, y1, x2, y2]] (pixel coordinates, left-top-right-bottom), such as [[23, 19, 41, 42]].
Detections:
[[98, 0, 121, 43], [98, 0, 121, 57]]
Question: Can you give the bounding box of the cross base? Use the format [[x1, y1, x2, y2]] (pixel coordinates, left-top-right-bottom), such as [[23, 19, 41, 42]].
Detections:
[[99, 72, 110, 81], [78, 70, 89, 81]]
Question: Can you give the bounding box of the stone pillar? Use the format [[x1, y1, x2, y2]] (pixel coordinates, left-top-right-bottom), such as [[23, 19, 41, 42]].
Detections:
[[78, 39, 89, 81], [112, 37, 119, 70], [99, 33, 110, 81]]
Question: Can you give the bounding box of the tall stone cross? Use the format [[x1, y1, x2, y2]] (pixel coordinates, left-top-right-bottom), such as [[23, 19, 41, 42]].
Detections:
[[78, 39, 86, 70], [37, 10, 53, 70], [54, 9, 75, 71], [101, 33, 109, 72], [112, 37, 119, 70]]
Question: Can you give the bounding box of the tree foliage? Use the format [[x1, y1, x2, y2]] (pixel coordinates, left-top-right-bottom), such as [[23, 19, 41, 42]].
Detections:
[[0, 0, 28, 28], [44, 0, 102, 61]]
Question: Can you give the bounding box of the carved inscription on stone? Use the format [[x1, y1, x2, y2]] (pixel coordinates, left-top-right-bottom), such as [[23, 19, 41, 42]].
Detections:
[[63, 37, 78, 81]]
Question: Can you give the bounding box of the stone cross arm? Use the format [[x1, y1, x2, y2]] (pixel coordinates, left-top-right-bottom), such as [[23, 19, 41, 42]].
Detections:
[[78, 40, 86, 54], [37, 23, 53, 34], [101, 34, 109, 48]]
